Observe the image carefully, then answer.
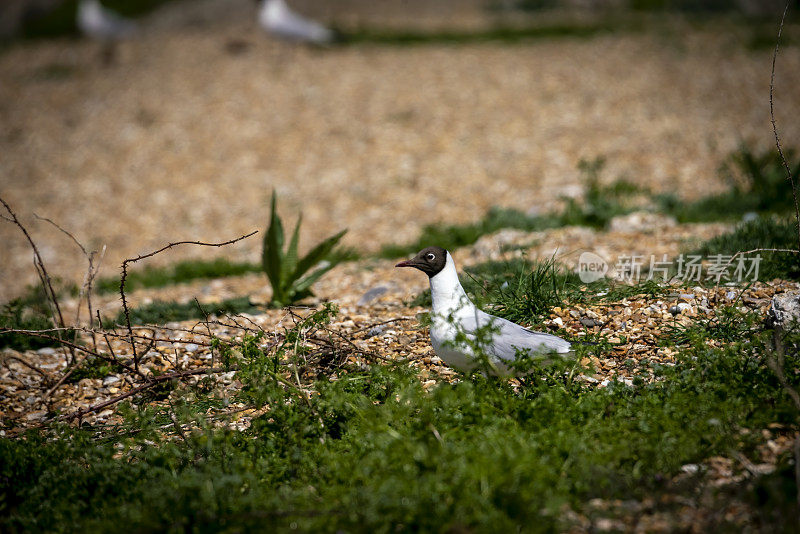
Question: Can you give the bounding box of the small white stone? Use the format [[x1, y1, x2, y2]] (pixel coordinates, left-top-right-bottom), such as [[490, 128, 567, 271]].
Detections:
[[102, 375, 121, 386], [184, 343, 199, 353], [680, 464, 699, 474]]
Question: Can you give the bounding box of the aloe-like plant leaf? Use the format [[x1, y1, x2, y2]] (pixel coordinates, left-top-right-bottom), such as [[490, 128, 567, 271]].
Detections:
[[291, 229, 347, 282], [262, 191, 285, 301], [282, 213, 302, 286], [292, 264, 336, 296]]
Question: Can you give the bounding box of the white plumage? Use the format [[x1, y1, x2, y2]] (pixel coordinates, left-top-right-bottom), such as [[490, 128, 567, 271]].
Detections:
[[77, 0, 136, 41], [258, 0, 333, 44], [398, 248, 573, 375]]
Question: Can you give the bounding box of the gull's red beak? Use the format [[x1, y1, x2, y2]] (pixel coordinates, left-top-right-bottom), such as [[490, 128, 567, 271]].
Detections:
[[395, 260, 415, 268]]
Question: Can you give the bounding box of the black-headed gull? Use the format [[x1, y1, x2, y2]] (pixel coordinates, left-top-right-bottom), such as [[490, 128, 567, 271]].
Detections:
[[77, 0, 137, 41], [258, 0, 333, 44], [396, 246, 573, 375]]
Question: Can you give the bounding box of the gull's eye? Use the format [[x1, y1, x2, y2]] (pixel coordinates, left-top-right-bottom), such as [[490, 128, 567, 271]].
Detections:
[[426, 253, 435, 261]]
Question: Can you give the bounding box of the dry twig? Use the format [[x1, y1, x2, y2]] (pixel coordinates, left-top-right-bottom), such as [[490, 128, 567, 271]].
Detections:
[[117, 231, 257, 373]]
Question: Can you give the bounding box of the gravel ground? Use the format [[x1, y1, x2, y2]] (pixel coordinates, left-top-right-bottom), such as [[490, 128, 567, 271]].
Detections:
[[1, 1, 799, 302]]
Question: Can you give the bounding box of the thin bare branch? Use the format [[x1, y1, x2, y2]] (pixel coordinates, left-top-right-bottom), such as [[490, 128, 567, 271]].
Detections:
[[0, 197, 73, 361], [769, 0, 800, 250], [118, 230, 258, 374]]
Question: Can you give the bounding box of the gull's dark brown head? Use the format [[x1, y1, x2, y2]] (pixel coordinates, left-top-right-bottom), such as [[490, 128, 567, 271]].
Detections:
[[395, 246, 448, 277]]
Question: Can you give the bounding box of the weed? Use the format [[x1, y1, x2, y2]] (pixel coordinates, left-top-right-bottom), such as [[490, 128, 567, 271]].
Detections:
[[383, 160, 641, 259], [262, 192, 347, 307], [689, 216, 800, 281], [2, 324, 799, 531], [409, 257, 668, 326], [559, 157, 643, 228], [0, 299, 63, 351], [469, 256, 582, 324], [67, 356, 124, 383], [659, 146, 800, 222], [112, 296, 259, 326], [95, 257, 262, 294], [663, 305, 762, 346], [381, 208, 562, 259], [338, 21, 636, 47]]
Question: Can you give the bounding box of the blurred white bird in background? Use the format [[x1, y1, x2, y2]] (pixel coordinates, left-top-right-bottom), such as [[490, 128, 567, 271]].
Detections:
[[77, 0, 137, 41], [258, 0, 333, 44], [77, 0, 137, 65]]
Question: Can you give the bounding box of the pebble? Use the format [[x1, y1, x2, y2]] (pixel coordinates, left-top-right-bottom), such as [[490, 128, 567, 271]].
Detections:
[[102, 376, 121, 386], [668, 302, 692, 315], [680, 464, 700, 474], [357, 285, 389, 306], [580, 317, 600, 328], [366, 325, 385, 337], [184, 343, 199, 353], [36, 347, 57, 356]]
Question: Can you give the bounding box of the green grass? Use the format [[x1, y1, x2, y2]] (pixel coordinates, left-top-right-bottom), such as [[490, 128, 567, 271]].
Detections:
[[111, 296, 260, 326], [0, 285, 76, 351], [0, 299, 63, 351], [559, 158, 644, 228], [380, 208, 563, 260], [663, 304, 763, 346], [95, 258, 262, 295], [384, 159, 641, 259], [689, 216, 800, 281], [408, 256, 670, 339], [658, 147, 800, 223], [87, 146, 800, 300], [2, 316, 798, 532], [339, 20, 639, 46], [66, 356, 125, 383], [389, 147, 800, 262]]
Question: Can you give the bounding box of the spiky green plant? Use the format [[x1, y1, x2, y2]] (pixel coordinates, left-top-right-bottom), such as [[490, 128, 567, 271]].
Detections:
[[262, 192, 346, 308]]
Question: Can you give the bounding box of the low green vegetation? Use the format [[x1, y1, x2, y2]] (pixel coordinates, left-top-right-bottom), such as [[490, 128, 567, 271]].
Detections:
[[689, 216, 800, 281], [383, 158, 640, 259], [262, 192, 348, 308], [559, 158, 643, 228], [0, 285, 75, 351], [112, 296, 259, 326], [664, 304, 762, 346], [95, 146, 798, 296], [408, 256, 669, 334], [0, 299, 62, 351], [95, 257, 261, 295], [657, 147, 800, 223], [67, 355, 125, 383], [2, 303, 798, 531], [381, 208, 562, 259], [340, 20, 638, 46], [389, 147, 800, 260]]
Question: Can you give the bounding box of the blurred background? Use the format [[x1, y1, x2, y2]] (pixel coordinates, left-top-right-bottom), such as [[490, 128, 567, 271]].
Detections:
[[1, 0, 799, 302]]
